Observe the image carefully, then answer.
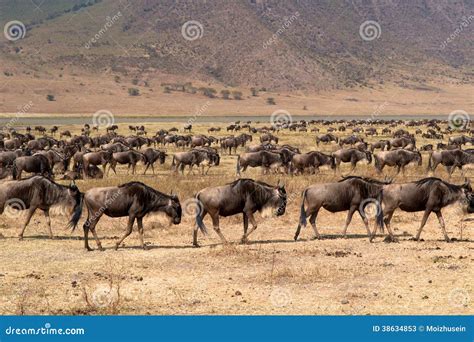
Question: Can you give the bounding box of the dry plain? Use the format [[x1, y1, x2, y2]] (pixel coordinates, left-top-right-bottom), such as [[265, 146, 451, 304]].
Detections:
[[0, 121, 472, 315]]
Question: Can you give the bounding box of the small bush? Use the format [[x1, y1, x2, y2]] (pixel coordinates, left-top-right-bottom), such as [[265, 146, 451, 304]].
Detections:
[[46, 94, 55, 101], [266, 97, 276, 105], [128, 88, 140, 96], [232, 91, 243, 100], [221, 89, 231, 99]]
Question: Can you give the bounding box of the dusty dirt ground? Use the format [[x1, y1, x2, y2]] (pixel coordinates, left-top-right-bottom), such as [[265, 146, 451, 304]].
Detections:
[[0, 122, 472, 315]]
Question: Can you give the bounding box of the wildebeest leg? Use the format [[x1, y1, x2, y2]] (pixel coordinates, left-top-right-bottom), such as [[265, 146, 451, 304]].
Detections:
[[240, 213, 249, 243], [18, 208, 36, 240], [211, 213, 227, 244], [137, 217, 148, 250], [126, 163, 131, 175], [83, 211, 104, 251], [309, 211, 321, 239], [143, 163, 149, 175], [132, 162, 137, 175], [415, 209, 431, 241], [241, 211, 258, 243], [357, 210, 372, 240], [341, 206, 357, 237], [115, 215, 135, 250], [434, 211, 450, 242], [193, 210, 207, 247], [43, 209, 54, 239]]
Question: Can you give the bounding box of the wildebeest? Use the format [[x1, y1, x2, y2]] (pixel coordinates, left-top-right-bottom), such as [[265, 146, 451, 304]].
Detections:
[[332, 148, 372, 173], [12, 154, 53, 180], [142, 148, 167, 174], [236, 150, 290, 175], [294, 176, 385, 241], [193, 179, 287, 246], [315, 133, 338, 146], [82, 182, 182, 251], [108, 150, 146, 175], [374, 150, 422, 175], [427, 149, 474, 176], [380, 178, 472, 242], [290, 151, 335, 174], [0, 176, 83, 239], [82, 150, 112, 178], [172, 149, 219, 175]]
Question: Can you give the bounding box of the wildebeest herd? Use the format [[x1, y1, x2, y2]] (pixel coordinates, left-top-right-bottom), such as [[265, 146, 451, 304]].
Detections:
[[0, 118, 473, 250]]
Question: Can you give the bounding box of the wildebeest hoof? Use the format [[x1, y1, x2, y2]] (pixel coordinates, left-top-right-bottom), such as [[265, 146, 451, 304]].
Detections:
[[18, 236, 23, 241], [98, 246, 105, 251], [193, 243, 200, 248], [311, 235, 321, 240], [240, 238, 249, 244], [114, 243, 120, 250], [383, 235, 399, 243], [142, 245, 150, 250], [85, 247, 93, 252]]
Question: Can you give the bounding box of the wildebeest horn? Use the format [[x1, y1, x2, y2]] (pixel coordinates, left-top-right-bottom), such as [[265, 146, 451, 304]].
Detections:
[[277, 179, 284, 188]]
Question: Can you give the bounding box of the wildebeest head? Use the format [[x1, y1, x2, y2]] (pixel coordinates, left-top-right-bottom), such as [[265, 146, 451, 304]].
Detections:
[[261, 181, 287, 217], [415, 151, 422, 166], [329, 155, 336, 170], [163, 193, 182, 225], [66, 181, 84, 230], [467, 193, 474, 214]]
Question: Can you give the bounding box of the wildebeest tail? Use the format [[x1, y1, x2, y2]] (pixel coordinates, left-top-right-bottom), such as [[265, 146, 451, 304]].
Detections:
[[12, 163, 18, 180], [376, 191, 384, 233], [68, 193, 84, 231], [195, 193, 207, 235], [236, 155, 241, 175], [427, 151, 433, 172], [299, 189, 308, 227]]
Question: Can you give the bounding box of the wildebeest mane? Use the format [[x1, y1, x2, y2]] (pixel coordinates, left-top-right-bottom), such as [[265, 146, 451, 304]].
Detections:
[[229, 178, 284, 209], [415, 177, 464, 193], [118, 181, 173, 204]]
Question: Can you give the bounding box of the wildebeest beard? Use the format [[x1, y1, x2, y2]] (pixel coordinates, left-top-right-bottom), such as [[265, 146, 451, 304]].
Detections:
[[230, 179, 286, 215]]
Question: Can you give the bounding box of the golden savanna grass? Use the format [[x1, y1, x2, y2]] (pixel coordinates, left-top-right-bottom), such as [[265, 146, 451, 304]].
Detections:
[[0, 120, 472, 315]]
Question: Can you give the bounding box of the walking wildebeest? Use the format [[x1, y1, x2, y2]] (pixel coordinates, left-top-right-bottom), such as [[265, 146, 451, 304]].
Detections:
[[427, 149, 474, 177], [82, 150, 112, 178], [193, 178, 287, 246], [236, 150, 290, 175], [380, 178, 472, 242], [12, 154, 53, 180], [0, 176, 83, 239], [332, 148, 372, 173], [142, 148, 167, 175], [294, 176, 385, 241], [82, 182, 182, 251], [374, 150, 422, 175], [108, 150, 147, 175]]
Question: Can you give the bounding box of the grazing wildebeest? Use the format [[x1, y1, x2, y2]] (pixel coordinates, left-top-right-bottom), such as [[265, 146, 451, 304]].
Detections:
[[193, 179, 287, 246], [449, 135, 472, 147], [82, 182, 181, 251], [142, 148, 167, 174], [0, 176, 83, 239], [0, 149, 25, 168], [12, 154, 53, 180], [172, 149, 219, 175], [389, 136, 415, 150], [290, 151, 335, 174], [332, 148, 372, 172], [260, 133, 278, 144], [108, 150, 146, 175], [374, 150, 422, 175], [82, 150, 112, 178], [294, 177, 385, 241], [315, 133, 338, 146], [381, 178, 472, 242], [427, 149, 474, 176]]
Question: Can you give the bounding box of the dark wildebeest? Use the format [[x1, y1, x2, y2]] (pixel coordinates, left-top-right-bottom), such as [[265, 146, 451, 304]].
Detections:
[[0, 149, 25, 168], [142, 148, 167, 174], [374, 150, 422, 175], [82, 182, 182, 251], [172, 150, 219, 175], [294, 177, 385, 241], [0, 176, 83, 239], [427, 149, 474, 177], [315, 133, 338, 146], [370, 140, 390, 152], [332, 148, 372, 172], [380, 178, 472, 242], [260, 133, 279, 144], [448, 135, 472, 147], [183, 124, 192, 133], [389, 136, 415, 150], [290, 151, 335, 175], [236, 150, 290, 175], [82, 150, 112, 178], [108, 150, 147, 175], [12, 154, 53, 180], [193, 179, 287, 246]]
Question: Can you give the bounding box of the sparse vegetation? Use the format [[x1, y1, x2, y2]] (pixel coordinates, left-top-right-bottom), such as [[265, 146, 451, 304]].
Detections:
[[128, 88, 140, 96], [266, 97, 276, 105], [221, 89, 231, 99], [232, 91, 243, 100], [46, 94, 55, 101]]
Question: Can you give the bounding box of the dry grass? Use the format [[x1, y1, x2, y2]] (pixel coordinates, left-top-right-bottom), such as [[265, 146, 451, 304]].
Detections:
[[0, 121, 472, 315]]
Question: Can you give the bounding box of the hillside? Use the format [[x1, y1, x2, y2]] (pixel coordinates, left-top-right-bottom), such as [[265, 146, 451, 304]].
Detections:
[[0, 0, 473, 115]]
